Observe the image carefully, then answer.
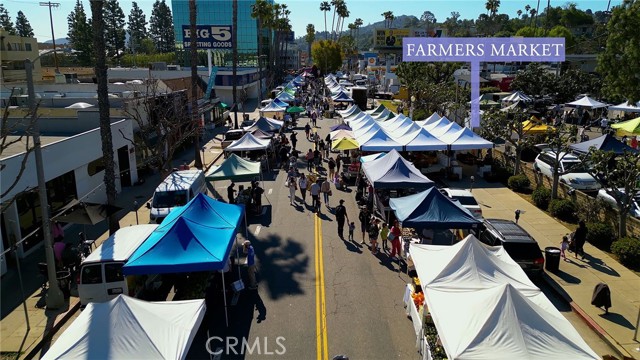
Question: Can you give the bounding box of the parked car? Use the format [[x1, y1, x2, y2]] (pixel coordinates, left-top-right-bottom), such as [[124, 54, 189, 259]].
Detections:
[[221, 129, 246, 149], [478, 219, 545, 276], [440, 188, 483, 219], [534, 151, 601, 191], [597, 189, 640, 219]]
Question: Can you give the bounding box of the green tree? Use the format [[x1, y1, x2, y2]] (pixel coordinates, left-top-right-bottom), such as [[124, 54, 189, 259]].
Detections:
[[15, 11, 33, 37], [481, 108, 535, 175], [420, 11, 436, 35], [127, 1, 147, 53], [515, 25, 545, 36], [67, 0, 94, 66], [510, 63, 555, 97], [90, 0, 120, 235], [0, 3, 15, 35], [547, 25, 575, 48], [598, 0, 640, 103], [560, 3, 594, 27], [319, 1, 331, 40], [536, 124, 578, 199], [138, 38, 156, 54], [103, 0, 126, 59], [305, 24, 315, 63], [311, 39, 343, 74], [149, 0, 175, 53], [586, 150, 640, 237]]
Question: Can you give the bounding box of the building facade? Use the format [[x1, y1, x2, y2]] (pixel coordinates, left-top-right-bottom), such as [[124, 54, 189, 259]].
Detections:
[[0, 30, 41, 82]]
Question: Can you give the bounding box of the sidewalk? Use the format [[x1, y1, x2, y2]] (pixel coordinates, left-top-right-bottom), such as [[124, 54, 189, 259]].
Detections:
[[0, 129, 229, 359], [458, 178, 640, 359]]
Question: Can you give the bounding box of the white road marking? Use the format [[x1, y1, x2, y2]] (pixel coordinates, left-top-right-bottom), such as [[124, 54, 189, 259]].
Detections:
[[268, 188, 273, 195], [254, 225, 261, 235]]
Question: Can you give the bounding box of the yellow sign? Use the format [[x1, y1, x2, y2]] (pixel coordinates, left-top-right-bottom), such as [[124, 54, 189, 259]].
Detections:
[[375, 29, 411, 48]]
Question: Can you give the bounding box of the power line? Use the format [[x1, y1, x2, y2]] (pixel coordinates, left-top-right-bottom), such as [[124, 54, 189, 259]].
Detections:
[[39, 1, 61, 73]]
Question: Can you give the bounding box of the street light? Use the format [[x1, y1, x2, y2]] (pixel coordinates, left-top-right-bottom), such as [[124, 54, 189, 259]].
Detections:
[[25, 52, 65, 309], [201, 145, 207, 169]]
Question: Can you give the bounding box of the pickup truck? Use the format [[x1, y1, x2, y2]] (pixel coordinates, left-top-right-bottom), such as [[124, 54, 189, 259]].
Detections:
[[221, 129, 246, 149]]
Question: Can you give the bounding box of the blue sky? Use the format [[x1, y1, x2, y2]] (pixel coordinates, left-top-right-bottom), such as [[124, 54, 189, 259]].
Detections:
[[4, 0, 620, 43]]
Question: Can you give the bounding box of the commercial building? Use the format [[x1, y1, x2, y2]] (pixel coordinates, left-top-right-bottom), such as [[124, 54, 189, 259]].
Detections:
[[0, 30, 41, 82]]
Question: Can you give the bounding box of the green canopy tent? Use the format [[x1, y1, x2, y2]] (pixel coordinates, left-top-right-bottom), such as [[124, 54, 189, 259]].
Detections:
[[286, 106, 306, 113], [205, 153, 263, 183]]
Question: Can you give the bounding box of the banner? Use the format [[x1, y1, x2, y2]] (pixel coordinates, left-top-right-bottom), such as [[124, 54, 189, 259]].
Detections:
[[205, 66, 218, 100], [182, 25, 233, 49], [374, 29, 411, 49]]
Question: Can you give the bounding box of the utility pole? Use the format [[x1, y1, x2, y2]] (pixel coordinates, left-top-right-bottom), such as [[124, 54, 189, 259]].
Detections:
[[25, 57, 65, 309], [40, 2, 61, 73]]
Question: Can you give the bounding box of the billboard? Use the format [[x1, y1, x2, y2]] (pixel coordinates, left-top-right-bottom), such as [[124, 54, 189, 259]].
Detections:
[[182, 25, 233, 49], [374, 29, 411, 49], [413, 29, 445, 38]]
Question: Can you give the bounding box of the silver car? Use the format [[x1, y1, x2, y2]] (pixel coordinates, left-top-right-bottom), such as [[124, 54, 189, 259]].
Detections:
[[596, 189, 640, 218]]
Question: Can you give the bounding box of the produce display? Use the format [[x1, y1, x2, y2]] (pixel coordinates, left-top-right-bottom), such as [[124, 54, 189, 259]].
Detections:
[[411, 291, 425, 308]]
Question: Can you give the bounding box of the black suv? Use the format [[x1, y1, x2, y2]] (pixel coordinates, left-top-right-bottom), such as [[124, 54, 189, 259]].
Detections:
[[478, 219, 544, 276]]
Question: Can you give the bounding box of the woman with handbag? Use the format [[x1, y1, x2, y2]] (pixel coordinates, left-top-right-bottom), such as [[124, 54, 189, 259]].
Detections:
[[321, 178, 332, 209]]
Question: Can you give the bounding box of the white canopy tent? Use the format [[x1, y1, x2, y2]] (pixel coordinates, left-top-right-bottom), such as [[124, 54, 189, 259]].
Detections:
[[330, 129, 355, 140], [225, 132, 272, 152], [566, 96, 609, 109], [501, 91, 533, 103], [338, 104, 361, 117], [357, 128, 404, 151], [42, 295, 206, 360], [371, 108, 393, 120], [414, 112, 441, 127], [440, 127, 494, 150], [390, 121, 421, 139], [403, 127, 448, 151], [428, 121, 463, 138], [344, 111, 371, 123], [609, 100, 640, 113], [259, 101, 286, 113], [353, 121, 382, 139], [427, 284, 600, 360], [65, 102, 94, 109]]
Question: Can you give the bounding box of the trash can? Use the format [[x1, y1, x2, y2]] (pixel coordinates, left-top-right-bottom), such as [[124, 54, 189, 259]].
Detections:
[[545, 247, 561, 272], [56, 270, 71, 299]]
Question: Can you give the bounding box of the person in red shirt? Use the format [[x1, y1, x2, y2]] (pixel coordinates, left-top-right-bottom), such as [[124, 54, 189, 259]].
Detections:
[[389, 220, 402, 260]]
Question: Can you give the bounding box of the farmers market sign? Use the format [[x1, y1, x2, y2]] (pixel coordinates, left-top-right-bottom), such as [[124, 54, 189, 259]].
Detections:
[[402, 38, 566, 127]]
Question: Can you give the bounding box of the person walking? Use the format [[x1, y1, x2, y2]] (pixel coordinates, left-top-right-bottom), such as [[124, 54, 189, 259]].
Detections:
[[310, 180, 321, 212], [305, 149, 314, 172], [305, 122, 311, 140], [311, 110, 318, 128], [380, 222, 390, 251], [328, 157, 336, 180], [287, 177, 298, 206], [334, 199, 349, 239], [298, 173, 308, 204], [227, 182, 236, 204], [335, 153, 342, 173], [290, 132, 298, 150], [321, 178, 332, 209], [560, 235, 569, 260], [389, 220, 402, 259], [368, 218, 380, 254], [243, 241, 257, 289], [573, 220, 588, 260], [358, 207, 370, 245]]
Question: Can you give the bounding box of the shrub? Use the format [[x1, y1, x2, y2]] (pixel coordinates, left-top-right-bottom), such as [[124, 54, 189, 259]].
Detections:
[[586, 222, 616, 251], [611, 237, 640, 269], [531, 187, 551, 210], [548, 199, 576, 222], [508, 174, 531, 192]]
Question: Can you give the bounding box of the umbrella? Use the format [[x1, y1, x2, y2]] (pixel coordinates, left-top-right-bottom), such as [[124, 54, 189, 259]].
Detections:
[[52, 199, 122, 225], [331, 137, 360, 150], [286, 106, 306, 113], [330, 123, 352, 131], [217, 102, 229, 108]]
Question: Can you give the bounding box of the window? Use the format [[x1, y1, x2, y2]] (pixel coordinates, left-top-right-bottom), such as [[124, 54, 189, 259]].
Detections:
[[81, 264, 103, 284], [479, 230, 495, 246], [25, 43, 32, 51], [104, 263, 124, 283], [87, 157, 106, 176]]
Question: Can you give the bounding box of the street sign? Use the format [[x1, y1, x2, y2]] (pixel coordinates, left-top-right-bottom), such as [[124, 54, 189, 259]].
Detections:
[[182, 25, 233, 50]]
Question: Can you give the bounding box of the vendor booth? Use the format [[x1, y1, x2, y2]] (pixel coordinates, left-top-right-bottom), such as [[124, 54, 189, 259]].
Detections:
[[244, 116, 284, 133], [403, 236, 599, 360], [570, 133, 638, 155], [42, 295, 206, 360], [259, 101, 287, 118], [611, 117, 640, 136], [414, 112, 441, 127], [205, 153, 263, 182], [224, 132, 273, 169]]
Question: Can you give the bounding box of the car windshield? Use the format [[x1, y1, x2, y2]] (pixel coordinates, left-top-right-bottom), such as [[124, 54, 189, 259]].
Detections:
[[562, 160, 587, 173], [152, 190, 188, 208], [452, 195, 479, 206]]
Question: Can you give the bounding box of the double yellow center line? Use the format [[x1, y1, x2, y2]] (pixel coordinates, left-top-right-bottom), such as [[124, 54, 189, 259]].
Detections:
[[315, 213, 328, 360]]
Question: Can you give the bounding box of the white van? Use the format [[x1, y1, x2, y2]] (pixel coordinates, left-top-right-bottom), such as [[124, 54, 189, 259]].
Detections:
[[148, 169, 207, 223], [77, 225, 157, 306]]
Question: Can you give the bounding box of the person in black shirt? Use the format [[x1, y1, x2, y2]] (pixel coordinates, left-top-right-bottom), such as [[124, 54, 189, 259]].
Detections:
[[358, 207, 370, 244], [290, 132, 298, 150], [334, 199, 349, 239], [227, 182, 236, 203]]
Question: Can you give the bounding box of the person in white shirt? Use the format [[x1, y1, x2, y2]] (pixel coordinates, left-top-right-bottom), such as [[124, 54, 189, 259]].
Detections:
[[600, 117, 609, 134]]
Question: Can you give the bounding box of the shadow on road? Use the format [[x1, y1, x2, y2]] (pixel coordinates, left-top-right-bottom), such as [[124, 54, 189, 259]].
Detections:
[[598, 312, 636, 330]]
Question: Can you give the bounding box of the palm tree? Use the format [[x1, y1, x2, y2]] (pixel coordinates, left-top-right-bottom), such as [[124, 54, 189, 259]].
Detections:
[[90, 0, 120, 235], [485, 0, 501, 18], [330, 0, 339, 40], [529, 8, 537, 26], [251, 0, 272, 100], [533, 0, 541, 31], [189, 0, 202, 168], [337, 3, 349, 41], [517, 9, 523, 19], [354, 17, 363, 47], [320, 1, 331, 40], [382, 11, 394, 29], [305, 23, 315, 63]]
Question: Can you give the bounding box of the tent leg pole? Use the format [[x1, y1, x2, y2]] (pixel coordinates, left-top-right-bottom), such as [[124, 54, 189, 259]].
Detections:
[[221, 270, 229, 327]]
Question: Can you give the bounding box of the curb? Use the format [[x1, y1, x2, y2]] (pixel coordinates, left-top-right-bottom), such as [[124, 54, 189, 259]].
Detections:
[[23, 298, 81, 360], [541, 272, 634, 360]]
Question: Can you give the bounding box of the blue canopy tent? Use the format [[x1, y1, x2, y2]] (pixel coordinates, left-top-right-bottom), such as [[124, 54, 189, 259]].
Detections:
[[569, 134, 638, 155], [389, 188, 481, 229], [123, 193, 245, 326]]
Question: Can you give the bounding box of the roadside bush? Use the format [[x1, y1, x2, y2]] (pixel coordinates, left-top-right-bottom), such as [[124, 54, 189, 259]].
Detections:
[[508, 174, 531, 192], [548, 199, 576, 222], [611, 237, 640, 269], [586, 222, 616, 251], [531, 187, 551, 210]]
